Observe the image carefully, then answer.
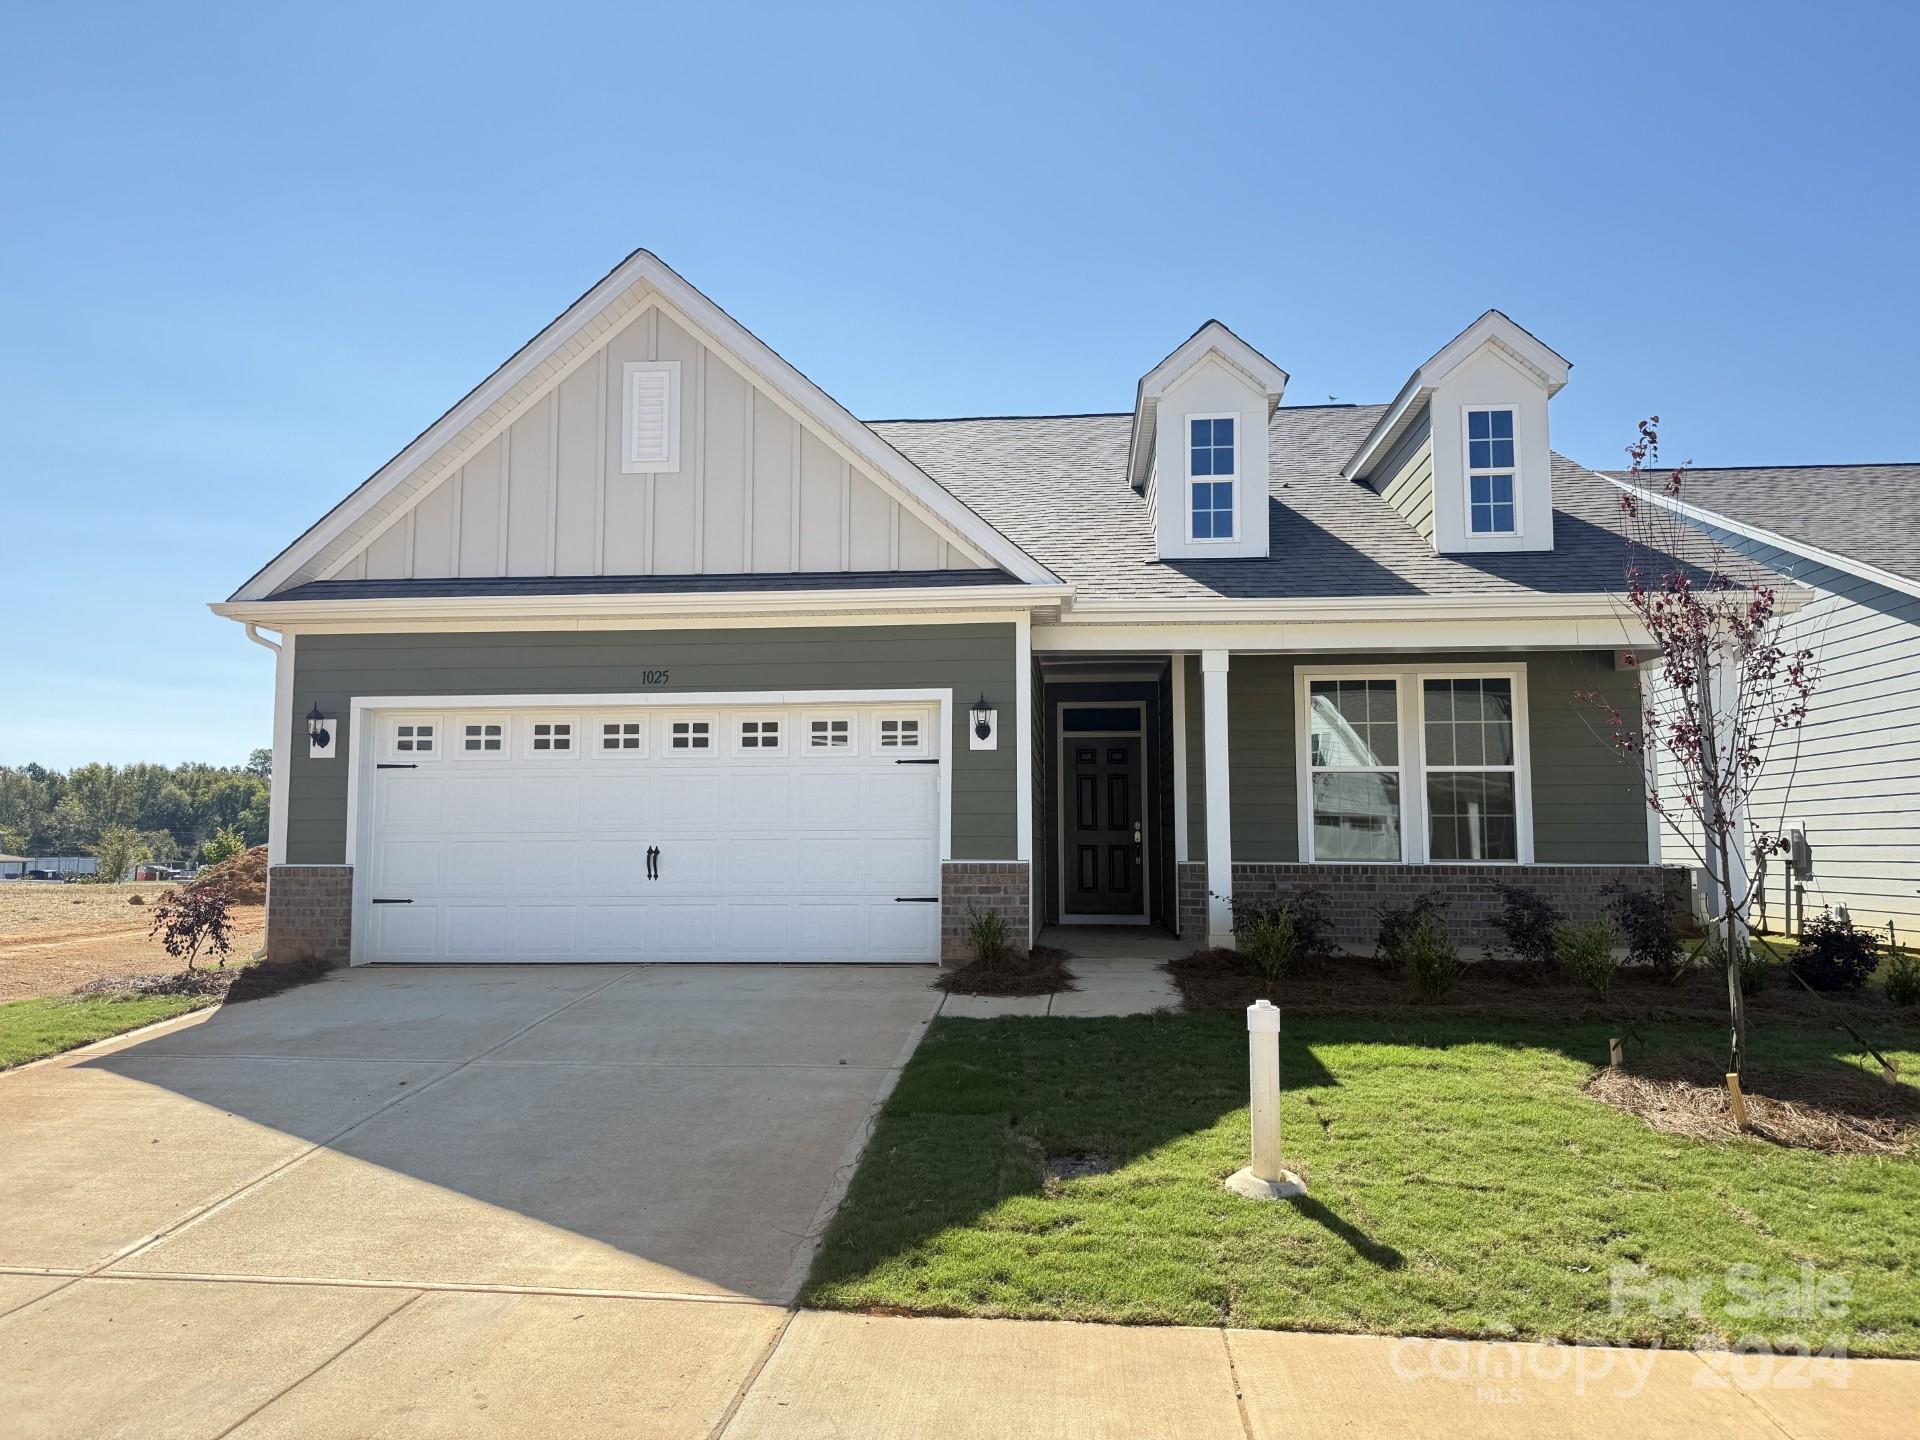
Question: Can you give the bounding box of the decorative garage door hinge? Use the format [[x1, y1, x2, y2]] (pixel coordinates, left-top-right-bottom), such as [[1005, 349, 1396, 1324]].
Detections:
[[893, 896, 939, 903], [376, 763, 418, 770], [370, 897, 413, 905], [894, 758, 939, 765]]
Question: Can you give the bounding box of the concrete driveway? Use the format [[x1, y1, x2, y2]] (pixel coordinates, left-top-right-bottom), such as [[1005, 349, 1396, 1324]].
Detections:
[[0, 964, 938, 1438]]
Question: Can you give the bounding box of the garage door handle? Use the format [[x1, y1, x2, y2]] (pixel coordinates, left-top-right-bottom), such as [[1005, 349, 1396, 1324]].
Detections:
[[894, 896, 939, 903], [646, 846, 659, 881]]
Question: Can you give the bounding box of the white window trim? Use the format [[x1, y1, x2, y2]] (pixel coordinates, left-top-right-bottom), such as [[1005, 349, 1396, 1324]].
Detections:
[[1462, 404, 1521, 538], [665, 714, 718, 755], [874, 709, 930, 755], [455, 716, 510, 759], [802, 712, 858, 755], [384, 714, 443, 763], [523, 715, 580, 758], [590, 715, 649, 758], [1185, 412, 1239, 545], [731, 711, 789, 756], [1295, 663, 1533, 865], [621, 360, 682, 474]]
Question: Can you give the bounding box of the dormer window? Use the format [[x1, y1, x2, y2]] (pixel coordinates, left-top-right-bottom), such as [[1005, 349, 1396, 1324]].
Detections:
[[1188, 415, 1237, 541], [1466, 408, 1517, 534]]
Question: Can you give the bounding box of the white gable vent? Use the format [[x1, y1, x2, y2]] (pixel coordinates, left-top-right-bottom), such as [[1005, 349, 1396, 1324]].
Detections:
[[622, 360, 681, 473]]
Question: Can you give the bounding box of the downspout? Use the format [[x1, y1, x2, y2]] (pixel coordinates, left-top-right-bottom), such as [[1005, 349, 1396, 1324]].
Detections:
[[243, 623, 288, 962]]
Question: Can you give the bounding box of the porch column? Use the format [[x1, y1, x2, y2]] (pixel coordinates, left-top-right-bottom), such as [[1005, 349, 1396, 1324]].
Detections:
[[1202, 649, 1233, 948]]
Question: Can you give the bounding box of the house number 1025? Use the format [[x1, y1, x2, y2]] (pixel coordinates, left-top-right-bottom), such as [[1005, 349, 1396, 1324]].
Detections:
[[640, 669, 670, 685]]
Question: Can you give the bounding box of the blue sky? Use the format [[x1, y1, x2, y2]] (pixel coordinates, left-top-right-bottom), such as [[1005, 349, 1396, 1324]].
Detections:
[[2, 1, 1914, 770]]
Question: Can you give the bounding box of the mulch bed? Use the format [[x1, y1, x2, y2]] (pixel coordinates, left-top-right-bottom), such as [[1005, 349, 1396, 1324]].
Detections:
[[1586, 1051, 1919, 1155], [1164, 948, 1920, 1028], [70, 954, 332, 1006], [935, 944, 1078, 997]]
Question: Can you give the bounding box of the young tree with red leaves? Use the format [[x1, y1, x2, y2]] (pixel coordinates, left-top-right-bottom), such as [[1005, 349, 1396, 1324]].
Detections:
[[1584, 419, 1815, 1075], [148, 878, 236, 971]]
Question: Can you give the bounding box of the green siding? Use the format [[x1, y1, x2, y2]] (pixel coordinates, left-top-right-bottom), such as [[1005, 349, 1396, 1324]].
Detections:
[[1183, 650, 1647, 865], [286, 623, 1017, 864]]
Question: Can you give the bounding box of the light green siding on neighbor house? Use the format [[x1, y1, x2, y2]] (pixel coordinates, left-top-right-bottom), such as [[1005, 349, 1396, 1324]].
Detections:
[[286, 623, 1018, 864], [1182, 650, 1647, 865]]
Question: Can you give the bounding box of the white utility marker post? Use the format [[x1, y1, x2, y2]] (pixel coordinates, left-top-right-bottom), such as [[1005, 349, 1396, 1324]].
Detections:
[[1226, 1000, 1305, 1200]]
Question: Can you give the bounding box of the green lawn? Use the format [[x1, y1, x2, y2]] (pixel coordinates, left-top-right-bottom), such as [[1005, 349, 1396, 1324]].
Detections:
[[0, 992, 216, 1070], [805, 1012, 1920, 1354]]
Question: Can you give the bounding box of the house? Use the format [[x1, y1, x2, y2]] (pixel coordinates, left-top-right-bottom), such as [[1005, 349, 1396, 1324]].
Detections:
[[213, 251, 1732, 968], [1605, 463, 1920, 943]]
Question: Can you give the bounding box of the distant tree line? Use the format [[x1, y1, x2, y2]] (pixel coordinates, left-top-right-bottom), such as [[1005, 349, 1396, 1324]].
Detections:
[[0, 750, 272, 876]]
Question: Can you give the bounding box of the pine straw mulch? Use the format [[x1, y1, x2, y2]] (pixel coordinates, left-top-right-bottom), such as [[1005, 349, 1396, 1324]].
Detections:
[[1163, 948, 1920, 1029], [71, 954, 333, 1006], [935, 944, 1078, 997], [1585, 1050, 1919, 1156]]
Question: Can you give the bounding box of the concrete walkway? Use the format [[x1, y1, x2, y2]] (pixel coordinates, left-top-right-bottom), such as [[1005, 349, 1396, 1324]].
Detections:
[[4, 964, 1914, 1437], [940, 926, 1185, 1018]]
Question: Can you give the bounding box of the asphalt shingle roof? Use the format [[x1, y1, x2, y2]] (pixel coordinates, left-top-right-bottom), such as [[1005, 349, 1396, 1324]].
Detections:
[[872, 406, 1716, 602], [1603, 464, 1920, 585]]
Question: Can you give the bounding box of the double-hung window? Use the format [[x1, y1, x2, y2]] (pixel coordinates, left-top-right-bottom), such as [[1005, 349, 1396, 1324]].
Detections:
[[1422, 678, 1519, 861], [1301, 668, 1530, 863], [1188, 415, 1237, 541], [1466, 408, 1517, 534], [1305, 678, 1403, 860]]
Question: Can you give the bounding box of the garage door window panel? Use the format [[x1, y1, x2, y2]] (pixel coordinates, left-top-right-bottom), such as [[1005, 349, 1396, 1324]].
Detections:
[[804, 714, 856, 755], [594, 718, 648, 756], [385, 716, 442, 762], [459, 719, 508, 757], [525, 718, 578, 757], [668, 717, 716, 753], [734, 714, 787, 756], [875, 712, 929, 754]]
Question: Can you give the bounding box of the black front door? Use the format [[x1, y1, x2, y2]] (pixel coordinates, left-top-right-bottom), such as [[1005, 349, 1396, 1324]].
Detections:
[[1064, 737, 1144, 916]]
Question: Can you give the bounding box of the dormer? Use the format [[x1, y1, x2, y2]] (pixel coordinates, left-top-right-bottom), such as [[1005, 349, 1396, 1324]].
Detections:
[[1343, 311, 1570, 554], [1128, 321, 1289, 561]]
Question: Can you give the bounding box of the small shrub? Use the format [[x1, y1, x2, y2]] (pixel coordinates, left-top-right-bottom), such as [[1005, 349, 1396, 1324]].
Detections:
[[1885, 953, 1920, 1008], [1788, 912, 1882, 993], [1403, 914, 1464, 1000], [1604, 882, 1686, 978], [1237, 905, 1299, 985], [1555, 919, 1619, 998], [966, 909, 1012, 968], [1738, 942, 1773, 995], [201, 825, 246, 866], [1490, 884, 1560, 970], [1376, 894, 1449, 971], [148, 880, 235, 971]]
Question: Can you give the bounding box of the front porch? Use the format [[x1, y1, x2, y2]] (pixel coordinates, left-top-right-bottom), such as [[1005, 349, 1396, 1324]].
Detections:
[[1017, 646, 1675, 957]]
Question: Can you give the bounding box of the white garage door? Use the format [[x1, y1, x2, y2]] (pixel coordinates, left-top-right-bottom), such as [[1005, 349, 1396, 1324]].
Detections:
[[357, 701, 942, 963]]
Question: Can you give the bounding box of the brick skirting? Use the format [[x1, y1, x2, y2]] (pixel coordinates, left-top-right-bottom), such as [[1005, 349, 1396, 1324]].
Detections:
[[266, 865, 353, 967], [1173, 862, 1686, 954], [940, 861, 1031, 965]]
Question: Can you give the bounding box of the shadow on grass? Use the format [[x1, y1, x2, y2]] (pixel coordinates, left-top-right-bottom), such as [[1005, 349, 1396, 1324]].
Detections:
[[1290, 1194, 1405, 1269]]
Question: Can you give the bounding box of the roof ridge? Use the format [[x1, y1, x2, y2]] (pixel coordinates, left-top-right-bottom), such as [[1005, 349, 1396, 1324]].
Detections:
[[1606, 461, 1920, 474], [866, 401, 1370, 425]]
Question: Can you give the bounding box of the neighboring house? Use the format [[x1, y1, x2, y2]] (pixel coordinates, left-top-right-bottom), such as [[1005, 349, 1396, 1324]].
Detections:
[[20, 856, 98, 879], [214, 251, 1742, 967], [1605, 464, 1920, 942], [0, 855, 25, 879]]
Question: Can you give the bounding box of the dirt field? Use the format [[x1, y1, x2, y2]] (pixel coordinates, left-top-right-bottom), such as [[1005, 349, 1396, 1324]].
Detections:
[[0, 882, 266, 1003]]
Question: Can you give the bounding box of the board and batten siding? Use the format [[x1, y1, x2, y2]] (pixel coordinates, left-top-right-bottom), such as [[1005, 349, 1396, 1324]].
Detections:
[[285, 624, 1017, 865], [315, 303, 979, 592], [1371, 409, 1436, 545], [1653, 521, 1920, 936], [1182, 650, 1646, 864]]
